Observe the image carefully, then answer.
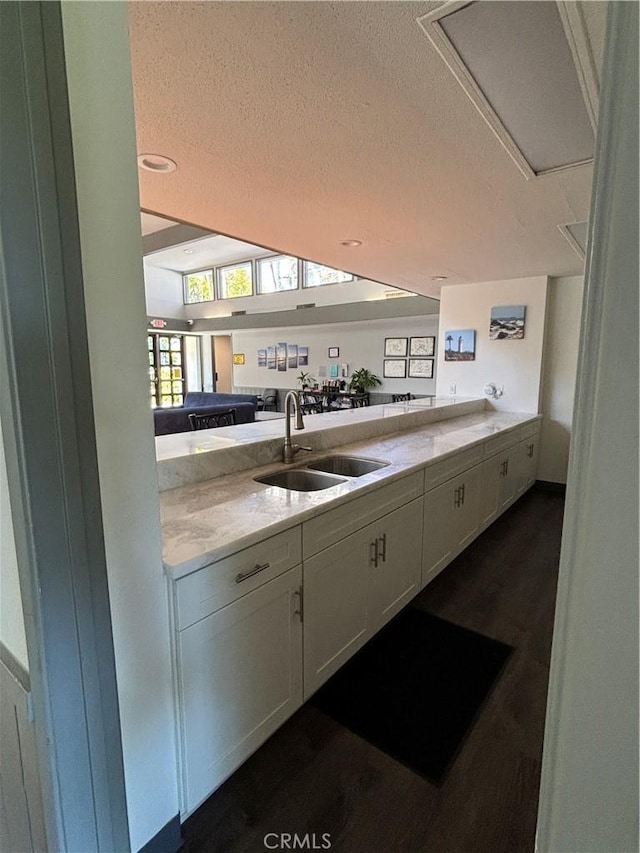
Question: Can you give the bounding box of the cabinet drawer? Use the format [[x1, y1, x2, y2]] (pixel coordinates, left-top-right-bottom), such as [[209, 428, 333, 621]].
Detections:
[[519, 420, 541, 441], [424, 444, 484, 492], [483, 429, 521, 460], [303, 471, 423, 559], [175, 527, 302, 630]]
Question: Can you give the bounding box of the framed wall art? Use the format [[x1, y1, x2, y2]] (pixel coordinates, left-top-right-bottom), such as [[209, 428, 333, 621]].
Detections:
[[409, 336, 435, 357], [384, 337, 408, 357], [328, 346, 339, 358], [490, 305, 526, 340], [408, 358, 434, 379], [232, 353, 245, 365], [444, 329, 476, 361], [383, 359, 407, 378]]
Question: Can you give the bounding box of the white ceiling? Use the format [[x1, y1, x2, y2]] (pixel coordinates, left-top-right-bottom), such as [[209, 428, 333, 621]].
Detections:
[[144, 231, 273, 273], [140, 211, 176, 235], [129, 1, 606, 297]]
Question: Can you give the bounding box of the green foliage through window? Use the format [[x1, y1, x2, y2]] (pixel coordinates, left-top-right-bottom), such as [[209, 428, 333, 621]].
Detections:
[[184, 270, 214, 304]]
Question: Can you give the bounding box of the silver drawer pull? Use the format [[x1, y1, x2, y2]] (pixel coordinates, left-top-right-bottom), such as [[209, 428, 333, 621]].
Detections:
[[235, 561, 271, 583]]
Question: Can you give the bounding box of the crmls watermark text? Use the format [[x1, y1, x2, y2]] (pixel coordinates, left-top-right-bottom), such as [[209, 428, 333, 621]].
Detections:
[[263, 832, 332, 850]]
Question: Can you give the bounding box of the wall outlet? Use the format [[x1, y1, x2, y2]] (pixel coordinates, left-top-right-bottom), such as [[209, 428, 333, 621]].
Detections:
[[449, 383, 457, 395]]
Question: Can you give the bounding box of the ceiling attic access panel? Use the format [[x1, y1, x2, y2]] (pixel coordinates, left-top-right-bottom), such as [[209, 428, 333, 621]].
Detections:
[[417, 1, 596, 179]]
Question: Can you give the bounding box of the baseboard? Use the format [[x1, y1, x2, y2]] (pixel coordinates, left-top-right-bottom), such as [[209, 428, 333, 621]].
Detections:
[[138, 814, 182, 853], [535, 480, 567, 495]]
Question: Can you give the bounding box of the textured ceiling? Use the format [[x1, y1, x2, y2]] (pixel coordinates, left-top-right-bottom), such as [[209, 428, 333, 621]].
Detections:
[[129, 1, 606, 297]]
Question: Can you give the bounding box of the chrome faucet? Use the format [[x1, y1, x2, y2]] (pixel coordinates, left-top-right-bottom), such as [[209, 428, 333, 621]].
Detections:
[[283, 390, 312, 463]]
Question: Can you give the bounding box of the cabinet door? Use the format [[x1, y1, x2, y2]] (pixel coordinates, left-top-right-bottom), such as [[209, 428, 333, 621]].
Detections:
[[370, 497, 423, 633], [453, 464, 480, 553], [422, 477, 460, 587], [479, 454, 502, 530], [519, 436, 539, 492], [178, 566, 303, 815], [498, 446, 519, 511], [303, 527, 373, 698]]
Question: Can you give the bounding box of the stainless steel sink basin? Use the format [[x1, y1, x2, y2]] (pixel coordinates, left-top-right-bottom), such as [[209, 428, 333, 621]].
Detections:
[[306, 455, 389, 477], [254, 469, 347, 491]]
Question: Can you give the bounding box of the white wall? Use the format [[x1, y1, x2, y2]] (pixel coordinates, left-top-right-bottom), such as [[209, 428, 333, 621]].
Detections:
[[0, 415, 29, 671], [144, 261, 186, 319], [435, 276, 549, 413], [185, 276, 402, 319], [61, 4, 179, 850], [538, 276, 584, 483], [231, 315, 440, 395]]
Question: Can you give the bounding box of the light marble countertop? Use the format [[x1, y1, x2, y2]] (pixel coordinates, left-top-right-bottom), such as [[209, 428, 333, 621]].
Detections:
[[160, 407, 541, 580]]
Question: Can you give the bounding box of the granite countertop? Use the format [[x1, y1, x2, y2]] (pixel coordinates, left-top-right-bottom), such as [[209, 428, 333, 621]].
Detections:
[[160, 408, 541, 580]]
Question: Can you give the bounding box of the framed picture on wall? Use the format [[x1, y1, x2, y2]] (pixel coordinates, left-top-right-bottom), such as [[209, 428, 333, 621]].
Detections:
[[232, 353, 245, 365], [383, 359, 407, 378], [257, 349, 267, 367], [489, 305, 526, 339], [409, 336, 435, 357], [408, 358, 434, 378], [267, 346, 276, 369], [384, 337, 408, 357], [328, 346, 339, 358], [444, 329, 476, 361], [298, 346, 309, 366], [287, 344, 298, 368]]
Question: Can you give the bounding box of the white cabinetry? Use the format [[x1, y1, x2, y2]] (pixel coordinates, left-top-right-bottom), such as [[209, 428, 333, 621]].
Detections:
[[173, 530, 303, 815], [302, 474, 424, 698], [518, 432, 539, 494], [422, 465, 480, 587]]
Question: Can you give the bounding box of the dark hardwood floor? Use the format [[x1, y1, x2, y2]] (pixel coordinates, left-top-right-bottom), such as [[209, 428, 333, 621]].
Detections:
[[182, 488, 563, 853]]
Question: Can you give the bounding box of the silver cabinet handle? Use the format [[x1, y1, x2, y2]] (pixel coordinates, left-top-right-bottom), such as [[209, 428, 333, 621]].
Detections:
[[235, 561, 270, 583], [293, 587, 303, 622], [528, 443, 534, 458], [378, 533, 387, 563], [369, 539, 379, 568], [460, 483, 465, 505], [454, 486, 460, 508]]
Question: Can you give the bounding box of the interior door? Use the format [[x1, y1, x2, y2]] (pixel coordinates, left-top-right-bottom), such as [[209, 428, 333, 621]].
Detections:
[[212, 335, 233, 392]]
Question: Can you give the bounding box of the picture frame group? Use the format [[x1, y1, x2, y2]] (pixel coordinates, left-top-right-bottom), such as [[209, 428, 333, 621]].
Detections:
[[383, 335, 435, 379]]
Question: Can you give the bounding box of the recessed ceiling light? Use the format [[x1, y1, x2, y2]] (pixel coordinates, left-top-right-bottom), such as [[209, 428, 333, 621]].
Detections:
[[137, 153, 177, 173], [183, 249, 194, 254], [339, 239, 363, 247], [431, 275, 448, 281]]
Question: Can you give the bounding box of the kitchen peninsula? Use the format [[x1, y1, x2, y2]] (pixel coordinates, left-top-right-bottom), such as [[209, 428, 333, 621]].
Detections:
[[158, 398, 541, 816]]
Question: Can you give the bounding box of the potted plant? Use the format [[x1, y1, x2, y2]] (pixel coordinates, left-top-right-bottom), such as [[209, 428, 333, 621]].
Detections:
[[348, 367, 382, 393], [296, 370, 316, 390]]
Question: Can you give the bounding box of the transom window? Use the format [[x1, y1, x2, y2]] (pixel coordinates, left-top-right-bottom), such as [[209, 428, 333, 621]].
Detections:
[[303, 261, 354, 288], [257, 255, 299, 293], [183, 270, 214, 304], [217, 261, 253, 299]]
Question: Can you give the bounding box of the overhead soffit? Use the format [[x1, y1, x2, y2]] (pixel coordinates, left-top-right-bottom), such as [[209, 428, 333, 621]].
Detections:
[[417, 1, 597, 178]]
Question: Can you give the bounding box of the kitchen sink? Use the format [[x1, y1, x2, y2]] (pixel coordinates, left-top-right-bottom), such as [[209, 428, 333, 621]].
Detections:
[[306, 455, 389, 477], [254, 469, 347, 492]]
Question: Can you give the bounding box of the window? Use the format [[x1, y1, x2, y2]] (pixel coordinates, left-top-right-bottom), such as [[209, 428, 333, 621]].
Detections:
[[257, 255, 299, 293], [217, 261, 253, 299], [148, 333, 185, 408], [303, 261, 354, 288], [183, 269, 214, 304]]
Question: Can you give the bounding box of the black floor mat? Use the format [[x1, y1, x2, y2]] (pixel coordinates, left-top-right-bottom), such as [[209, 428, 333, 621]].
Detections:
[[311, 607, 513, 783]]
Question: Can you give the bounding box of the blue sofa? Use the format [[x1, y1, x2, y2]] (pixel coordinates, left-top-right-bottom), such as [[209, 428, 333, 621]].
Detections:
[[153, 392, 258, 436]]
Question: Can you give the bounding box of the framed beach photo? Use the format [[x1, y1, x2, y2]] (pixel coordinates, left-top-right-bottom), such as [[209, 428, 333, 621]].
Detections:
[[490, 305, 526, 340], [444, 329, 476, 361], [257, 349, 267, 367], [384, 337, 408, 357], [383, 359, 407, 378], [408, 358, 434, 378], [409, 336, 435, 357]]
